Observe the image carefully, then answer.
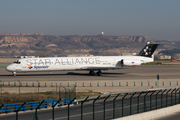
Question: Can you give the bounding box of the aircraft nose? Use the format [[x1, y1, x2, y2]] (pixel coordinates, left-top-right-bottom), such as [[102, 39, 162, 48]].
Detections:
[[6, 65, 14, 72]]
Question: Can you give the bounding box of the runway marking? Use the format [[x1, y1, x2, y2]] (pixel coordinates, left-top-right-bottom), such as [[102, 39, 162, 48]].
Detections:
[[38, 79, 49, 81]]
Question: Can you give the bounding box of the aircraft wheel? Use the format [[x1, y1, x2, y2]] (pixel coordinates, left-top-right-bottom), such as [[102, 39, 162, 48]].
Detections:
[[89, 71, 94, 75], [97, 71, 102, 76]]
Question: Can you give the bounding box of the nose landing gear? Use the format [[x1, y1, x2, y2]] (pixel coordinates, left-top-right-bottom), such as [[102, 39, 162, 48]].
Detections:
[[13, 72, 16, 77]]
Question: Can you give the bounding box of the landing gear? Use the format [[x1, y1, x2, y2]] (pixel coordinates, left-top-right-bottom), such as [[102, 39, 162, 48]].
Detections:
[[96, 70, 102, 76], [89, 70, 102, 76], [13, 72, 16, 77], [89, 71, 95, 75]]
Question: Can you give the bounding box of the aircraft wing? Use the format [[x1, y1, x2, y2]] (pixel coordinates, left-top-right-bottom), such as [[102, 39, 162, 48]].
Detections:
[[80, 66, 131, 70]]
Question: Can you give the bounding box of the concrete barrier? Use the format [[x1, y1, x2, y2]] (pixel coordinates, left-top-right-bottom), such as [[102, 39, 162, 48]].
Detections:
[[112, 104, 180, 120]]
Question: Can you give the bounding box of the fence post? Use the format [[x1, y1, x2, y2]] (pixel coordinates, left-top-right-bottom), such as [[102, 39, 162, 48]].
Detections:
[[18, 80, 20, 96], [0, 104, 4, 111], [37, 81, 39, 95], [150, 91, 156, 111], [45, 83, 47, 87], [179, 89, 180, 104], [32, 82, 34, 87], [51, 83, 53, 87], [161, 89, 167, 108], [83, 82, 84, 87], [68, 97, 76, 120], [104, 94, 111, 120], [162, 81, 164, 86], [93, 95, 101, 120], [75, 82, 77, 87], [130, 92, 136, 115], [16, 102, 26, 120], [170, 81, 171, 86], [156, 90, 161, 109], [8, 82, 10, 86], [52, 99, 62, 120], [59, 87, 61, 99], [122, 93, 128, 117], [166, 89, 171, 107], [90, 82, 92, 87], [97, 82, 99, 87], [119, 82, 121, 86], [105, 82, 106, 87], [134, 82, 135, 86], [64, 87, 67, 98], [81, 96, 89, 120], [141, 82, 143, 86], [0, 81, 2, 104], [137, 92, 143, 114], [171, 89, 176, 106], [14, 82, 16, 86], [34, 100, 44, 120], [175, 88, 179, 104], [126, 82, 128, 86], [26, 82, 28, 87], [144, 91, 149, 112], [68, 88, 71, 99], [148, 82, 150, 86], [113, 93, 120, 119], [112, 82, 114, 87]]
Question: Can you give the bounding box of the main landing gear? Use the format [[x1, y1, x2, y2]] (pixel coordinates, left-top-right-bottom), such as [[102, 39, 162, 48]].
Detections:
[[89, 71, 95, 75], [96, 70, 102, 76], [13, 72, 16, 77], [89, 70, 102, 76]]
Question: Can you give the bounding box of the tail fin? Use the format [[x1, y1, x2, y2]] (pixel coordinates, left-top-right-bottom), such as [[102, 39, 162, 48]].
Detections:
[[138, 42, 159, 57]]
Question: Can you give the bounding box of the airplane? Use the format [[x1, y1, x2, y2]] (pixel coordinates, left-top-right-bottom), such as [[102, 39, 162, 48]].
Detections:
[[6, 41, 163, 76]]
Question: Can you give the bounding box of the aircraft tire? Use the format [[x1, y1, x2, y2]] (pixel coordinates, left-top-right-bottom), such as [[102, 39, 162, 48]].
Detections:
[[97, 71, 102, 76], [89, 71, 94, 75]]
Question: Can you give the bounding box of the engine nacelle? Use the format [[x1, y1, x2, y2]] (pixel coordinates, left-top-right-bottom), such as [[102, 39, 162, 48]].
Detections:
[[123, 60, 142, 66]]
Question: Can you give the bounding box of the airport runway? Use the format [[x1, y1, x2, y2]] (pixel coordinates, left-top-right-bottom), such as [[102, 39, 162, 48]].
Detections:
[[1, 64, 180, 82]]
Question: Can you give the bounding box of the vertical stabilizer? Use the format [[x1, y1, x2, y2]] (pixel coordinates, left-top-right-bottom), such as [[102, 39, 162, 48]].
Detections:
[[138, 42, 159, 57]]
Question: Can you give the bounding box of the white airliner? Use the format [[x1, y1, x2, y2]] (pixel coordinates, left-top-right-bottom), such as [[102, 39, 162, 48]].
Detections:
[[6, 41, 161, 76]]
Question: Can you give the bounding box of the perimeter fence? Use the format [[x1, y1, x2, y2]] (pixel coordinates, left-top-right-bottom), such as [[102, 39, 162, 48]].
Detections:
[[0, 87, 179, 120], [0, 82, 76, 104]]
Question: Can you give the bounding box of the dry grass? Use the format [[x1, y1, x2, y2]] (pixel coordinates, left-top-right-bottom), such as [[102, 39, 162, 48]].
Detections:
[[0, 91, 101, 104]]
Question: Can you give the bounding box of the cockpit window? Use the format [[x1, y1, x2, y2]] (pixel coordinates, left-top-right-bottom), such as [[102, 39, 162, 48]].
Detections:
[[13, 60, 21, 64]]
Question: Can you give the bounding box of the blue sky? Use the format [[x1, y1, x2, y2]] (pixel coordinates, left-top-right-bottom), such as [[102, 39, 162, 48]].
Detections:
[[0, 0, 180, 40]]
